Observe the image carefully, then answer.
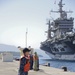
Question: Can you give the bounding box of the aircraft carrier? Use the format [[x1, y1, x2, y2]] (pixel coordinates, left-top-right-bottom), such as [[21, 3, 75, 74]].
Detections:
[[40, 0, 75, 61]]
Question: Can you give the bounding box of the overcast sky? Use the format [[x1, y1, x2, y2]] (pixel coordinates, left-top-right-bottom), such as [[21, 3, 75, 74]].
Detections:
[[0, 0, 75, 49]]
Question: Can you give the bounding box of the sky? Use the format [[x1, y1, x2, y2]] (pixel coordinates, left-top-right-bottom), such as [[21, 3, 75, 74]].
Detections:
[[0, 0, 75, 49]]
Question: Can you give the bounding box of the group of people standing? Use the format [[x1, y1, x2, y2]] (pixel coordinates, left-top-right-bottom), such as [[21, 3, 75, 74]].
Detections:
[[18, 48, 39, 75]]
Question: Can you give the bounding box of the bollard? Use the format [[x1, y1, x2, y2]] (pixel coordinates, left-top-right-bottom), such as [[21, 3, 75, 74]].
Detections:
[[33, 52, 39, 71], [62, 66, 67, 71], [48, 63, 50, 67]]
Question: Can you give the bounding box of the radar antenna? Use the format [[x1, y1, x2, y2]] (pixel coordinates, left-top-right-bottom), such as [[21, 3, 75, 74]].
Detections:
[[51, 0, 73, 19]]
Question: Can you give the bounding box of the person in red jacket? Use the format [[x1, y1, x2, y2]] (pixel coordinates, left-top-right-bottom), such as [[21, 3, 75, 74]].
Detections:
[[18, 48, 31, 75]]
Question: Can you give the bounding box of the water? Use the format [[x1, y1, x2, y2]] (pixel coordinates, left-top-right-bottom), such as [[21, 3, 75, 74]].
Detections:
[[39, 59, 75, 72]]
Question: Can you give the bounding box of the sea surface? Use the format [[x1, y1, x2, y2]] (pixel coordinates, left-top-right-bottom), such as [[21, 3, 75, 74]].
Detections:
[[39, 58, 75, 72]]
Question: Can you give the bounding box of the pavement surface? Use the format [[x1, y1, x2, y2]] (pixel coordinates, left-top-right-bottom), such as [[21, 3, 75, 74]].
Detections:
[[0, 59, 75, 75]]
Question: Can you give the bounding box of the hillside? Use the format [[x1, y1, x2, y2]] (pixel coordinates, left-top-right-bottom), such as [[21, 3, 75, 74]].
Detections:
[[0, 44, 19, 52]]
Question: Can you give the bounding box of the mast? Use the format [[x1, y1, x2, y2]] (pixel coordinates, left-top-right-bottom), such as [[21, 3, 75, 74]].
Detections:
[[51, 0, 72, 19], [26, 28, 28, 47], [58, 0, 64, 18]]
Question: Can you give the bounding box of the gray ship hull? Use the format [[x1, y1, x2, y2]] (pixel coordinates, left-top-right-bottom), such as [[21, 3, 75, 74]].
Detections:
[[40, 39, 75, 60]]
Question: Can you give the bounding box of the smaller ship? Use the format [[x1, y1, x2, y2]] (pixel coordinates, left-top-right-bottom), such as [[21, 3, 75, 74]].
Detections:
[[40, 0, 75, 61]]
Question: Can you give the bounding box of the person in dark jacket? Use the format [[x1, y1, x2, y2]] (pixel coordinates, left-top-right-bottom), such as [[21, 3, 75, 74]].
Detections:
[[18, 48, 30, 75], [30, 55, 33, 70]]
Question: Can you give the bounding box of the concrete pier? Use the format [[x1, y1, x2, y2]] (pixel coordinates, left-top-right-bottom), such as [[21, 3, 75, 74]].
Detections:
[[0, 60, 75, 75]]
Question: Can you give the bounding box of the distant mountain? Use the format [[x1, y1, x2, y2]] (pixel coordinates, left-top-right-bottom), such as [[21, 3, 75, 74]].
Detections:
[[0, 44, 20, 52]]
